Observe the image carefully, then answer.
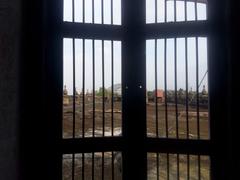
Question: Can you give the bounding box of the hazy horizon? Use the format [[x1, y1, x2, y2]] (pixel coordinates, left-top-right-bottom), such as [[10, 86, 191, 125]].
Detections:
[[63, 0, 208, 95]]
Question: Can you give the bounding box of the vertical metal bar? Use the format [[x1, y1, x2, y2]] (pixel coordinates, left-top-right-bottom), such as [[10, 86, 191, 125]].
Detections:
[[112, 152, 114, 180], [167, 153, 170, 180], [164, 38, 168, 138], [72, 39, 76, 180], [187, 154, 190, 180], [177, 154, 179, 180], [184, 0, 187, 21], [196, 37, 200, 139], [206, 0, 208, 20], [83, 39, 85, 138], [102, 40, 105, 137], [155, 0, 157, 23], [82, 153, 85, 180], [156, 153, 159, 180], [73, 39, 76, 138], [207, 156, 210, 179], [102, 152, 104, 180], [195, 0, 198, 21], [195, 23, 199, 159], [174, 0, 177, 22], [92, 40, 95, 180], [101, 0, 104, 24], [72, 154, 75, 180], [174, 38, 179, 139], [83, 0, 85, 23], [198, 155, 201, 180], [82, 39, 85, 180], [185, 37, 189, 139], [72, 0, 75, 22], [122, 0, 146, 179], [155, 39, 159, 138], [164, 0, 167, 22], [111, 0, 113, 24], [92, 0, 95, 23], [196, 38, 201, 180], [93, 40, 95, 137], [111, 41, 114, 180], [92, 152, 95, 180], [111, 41, 114, 136]]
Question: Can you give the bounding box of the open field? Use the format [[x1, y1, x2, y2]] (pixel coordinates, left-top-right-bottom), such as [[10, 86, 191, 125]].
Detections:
[[63, 99, 122, 138], [147, 102, 209, 139], [147, 154, 210, 180], [63, 99, 209, 139], [63, 153, 122, 180], [63, 98, 210, 179]]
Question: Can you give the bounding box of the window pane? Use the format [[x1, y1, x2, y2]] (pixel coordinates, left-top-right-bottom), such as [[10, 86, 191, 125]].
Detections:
[[146, 0, 156, 24], [63, 38, 122, 138], [85, 0, 93, 23], [147, 153, 210, 179], [146, 0, 207, 23], [63, 38, 73, 139], [64, 0, 73, 22], [63, 0, 122, 25], [146, 37, 209, 139], [63, 152, 122, 180], [75, 0, 83, 23]]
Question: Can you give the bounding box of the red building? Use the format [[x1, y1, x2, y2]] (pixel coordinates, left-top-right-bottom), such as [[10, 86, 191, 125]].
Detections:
[[152, 89, 165, 103]]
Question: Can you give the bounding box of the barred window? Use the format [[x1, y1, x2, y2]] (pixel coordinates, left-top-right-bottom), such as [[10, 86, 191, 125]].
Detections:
[[59, 0, 211, 179]]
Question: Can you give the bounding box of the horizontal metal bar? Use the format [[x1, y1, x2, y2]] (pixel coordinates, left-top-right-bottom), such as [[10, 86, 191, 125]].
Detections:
[[61, 137, 125, 153], [167, 0, 208, 3], [61, 22, 123, 40], [62, 21, 210, 40], [145, 21, 210, 39], [146, 138, 211, 155], [61, 137, 211, 155], [167, 0, 207, 3]]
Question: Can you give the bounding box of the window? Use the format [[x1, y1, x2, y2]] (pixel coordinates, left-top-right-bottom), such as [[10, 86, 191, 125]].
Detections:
[[62, 1, 123, 179], [50, 0, 212, 179], [145, 1, 210, 179]]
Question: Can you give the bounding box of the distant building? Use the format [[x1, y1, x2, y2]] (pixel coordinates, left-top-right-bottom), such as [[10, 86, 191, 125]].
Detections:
[[106, 84, 122, 101], [86, 89, 93, 102], [199, 85, 208, 106], [63, 85, 70, 105], [149, 89, 165, 103], [107, 84, 122, 96], [201, 85, 207, 95]]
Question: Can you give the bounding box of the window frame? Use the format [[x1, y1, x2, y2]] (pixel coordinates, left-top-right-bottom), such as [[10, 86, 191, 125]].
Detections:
[[34, 0, 232, 180]]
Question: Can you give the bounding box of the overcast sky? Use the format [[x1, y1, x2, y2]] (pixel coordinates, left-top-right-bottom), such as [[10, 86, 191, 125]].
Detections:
[[63, 0, 208, 94]]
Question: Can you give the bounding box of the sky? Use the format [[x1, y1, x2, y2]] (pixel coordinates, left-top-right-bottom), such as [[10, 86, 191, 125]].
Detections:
[[63, 0, 208, 94]]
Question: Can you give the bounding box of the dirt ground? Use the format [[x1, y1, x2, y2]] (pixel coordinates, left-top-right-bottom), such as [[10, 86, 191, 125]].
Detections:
[[147, 154, 210, 180], [147, 102, 209, 139], [62, 98, 210, 179], [63, 153, 122, 180]]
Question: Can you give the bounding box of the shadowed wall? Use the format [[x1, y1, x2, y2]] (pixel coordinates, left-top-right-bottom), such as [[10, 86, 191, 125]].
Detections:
[[0, 0, 21, 179]]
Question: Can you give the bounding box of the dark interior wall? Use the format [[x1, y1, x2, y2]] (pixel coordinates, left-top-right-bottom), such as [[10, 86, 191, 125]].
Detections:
[[19, 0, 51, 179], [228, 1, 240, 178], [0, 0, 238, 180], [0, 0, 21, 179]]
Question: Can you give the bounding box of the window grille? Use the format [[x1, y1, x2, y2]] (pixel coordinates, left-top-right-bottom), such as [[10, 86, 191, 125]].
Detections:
[[145, 1, 210, 179], [59, 0, 211, 179]]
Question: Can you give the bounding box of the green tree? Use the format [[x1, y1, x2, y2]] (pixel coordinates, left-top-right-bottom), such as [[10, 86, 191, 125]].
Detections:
[[96, 87, 112, 97]]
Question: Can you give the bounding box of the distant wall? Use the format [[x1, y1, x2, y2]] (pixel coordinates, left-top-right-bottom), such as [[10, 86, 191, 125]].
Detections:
[[0, 0, 21, 179]]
